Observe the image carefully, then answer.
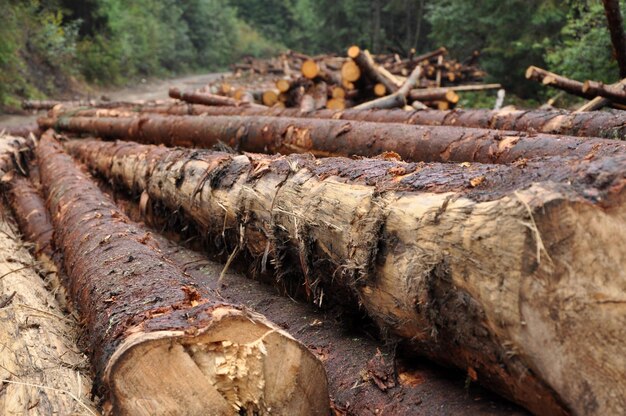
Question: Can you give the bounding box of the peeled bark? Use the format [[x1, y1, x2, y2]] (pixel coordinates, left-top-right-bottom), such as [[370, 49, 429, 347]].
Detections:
[[67, 138, 626, 416], [37, 131, 329, 415], [0, 203, 97, 416], [41, 114, 626, 163], [47, 103, 626, 139]]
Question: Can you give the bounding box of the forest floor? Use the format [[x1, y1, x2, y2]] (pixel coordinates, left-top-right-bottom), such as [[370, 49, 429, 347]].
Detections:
[[0, 72, 224, 130]]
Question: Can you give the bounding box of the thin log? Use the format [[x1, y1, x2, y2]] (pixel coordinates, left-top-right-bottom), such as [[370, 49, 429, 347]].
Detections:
[[525, 66, 593, 99], [169, 87, 251, 107], [67, 138, 626, 416], [353, 65, 423, 110], [582, 79, 626, 104], [22, 99, 167, 111], [0, 203, 97, 416], [47, 103, 626, 139], [409, 88, 459, 104], [602, 0, 626, 78], [36, 131, 329, 415], [41, 114, 626, 163]]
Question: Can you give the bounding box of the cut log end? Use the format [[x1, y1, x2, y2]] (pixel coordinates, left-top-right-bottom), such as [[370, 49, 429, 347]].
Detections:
[[301, 60, 320, 79], [331, 86, 346, 99], [347, 45, 361, 59], [525, 66, 538, 79], [374, 83, 387, 97], [445, 90, 460, 104], [262, 91, 279, 107], [341, 60, 361, 83], [107, 308, 329, 416], [276, 79, 291, 93], [326, 98, 346, 110]]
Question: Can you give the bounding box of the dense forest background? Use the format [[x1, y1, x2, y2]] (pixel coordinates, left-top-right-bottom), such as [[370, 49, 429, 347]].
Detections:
[[1, 0, 624, 108]]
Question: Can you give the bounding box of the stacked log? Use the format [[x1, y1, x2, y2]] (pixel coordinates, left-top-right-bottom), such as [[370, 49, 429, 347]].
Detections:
[[65, 137, 626, 416], [34, 131, 330, 415]]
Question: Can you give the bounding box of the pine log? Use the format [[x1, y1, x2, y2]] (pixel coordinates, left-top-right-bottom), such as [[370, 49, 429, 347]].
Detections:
[[0, 203, 98, 416], [0, 123, 41, 139], [47, 103, 626, 139], [525, 66, 593, 99], [353, 65, 423, 110], [409, 88, 459, 104], [348, 46, 398, 94], [582, 79, 626, 104], [602, 0, 626, 78], [41, 114, 626, 163], [37, 131, 329, 415], [169, 88, 251, 107], [97, 185, 528, 416], [22, 99, 166, 111], [66, 138, 626, 416]]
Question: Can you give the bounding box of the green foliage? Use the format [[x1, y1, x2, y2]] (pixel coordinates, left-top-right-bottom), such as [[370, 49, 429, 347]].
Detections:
[[545, 0, 624, 83]]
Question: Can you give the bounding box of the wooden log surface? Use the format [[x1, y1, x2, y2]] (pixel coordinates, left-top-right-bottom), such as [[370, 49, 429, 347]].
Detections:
[[525, 66, 593, 99], [169, 87, 249, 107], [47, 103, 626, 139], [582, 79, 626, 104], [97, 184, 529, 416], [37, 131, 329, 415], [40, 113, 626, 164], [602, 0, 626, 78], [66, 137, 626, 416]]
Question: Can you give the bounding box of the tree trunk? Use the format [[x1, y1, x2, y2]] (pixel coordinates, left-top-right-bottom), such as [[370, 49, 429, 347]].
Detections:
[[409, 88, 459, 104], [0, 203, 98, 416], [47, 103, 626, 139], [36, 131, 329, 415], [66, 138, 626, 416], [1, 123, 41, 139], [525, 66, 593, 99], [602, 0, 626, 78], [99, 185, 529, 416], [582, 79, 626, 104], [40, 114, 626, 163]]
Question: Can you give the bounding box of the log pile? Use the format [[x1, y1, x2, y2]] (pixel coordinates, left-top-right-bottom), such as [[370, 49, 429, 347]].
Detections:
[[5, 40, 626, 416]]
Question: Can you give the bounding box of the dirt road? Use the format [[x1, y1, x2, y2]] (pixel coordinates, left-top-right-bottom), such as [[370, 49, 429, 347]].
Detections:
[[0, 72, 223, 129]]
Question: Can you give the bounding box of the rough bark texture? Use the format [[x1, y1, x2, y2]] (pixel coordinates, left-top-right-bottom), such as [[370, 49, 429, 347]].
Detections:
[[582, 79, 626, 104], [37, 131, 329, 415], [0, 203, 98, 416], [99, 185, 529, 416], [350, 47, 398, 94], [48, 103, 626, 139], [67, 138, 626, 416], [1, 123, 41, 139], [41, 114, 626, 164], [602, 0, 626, 78]]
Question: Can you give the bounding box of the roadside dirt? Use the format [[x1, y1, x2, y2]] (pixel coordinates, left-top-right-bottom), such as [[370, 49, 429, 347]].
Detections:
[[0, 72, 223, 129]]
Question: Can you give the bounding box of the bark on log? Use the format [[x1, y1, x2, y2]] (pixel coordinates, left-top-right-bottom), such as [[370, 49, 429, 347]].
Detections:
[[602, 0, 626, 78], [41, 114, 626, 163], [354, 65, 423, 110], [22, 99, 167, 111], [409, 88, 459, 104], [0, 123, 41, 139], [67, 138, 626, 416], [37, 131, 329, 415], [47, 103, 626, 139], [582, 79, 626, 104], [98, 186, 528, 416], [525, 66, 593, 99], [0, 203, 98, 416], [169, 87, 262, 108]]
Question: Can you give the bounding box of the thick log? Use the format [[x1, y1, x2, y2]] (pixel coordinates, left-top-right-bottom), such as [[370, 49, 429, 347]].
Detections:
[[0, 203, 97, 416], [0, 123, 41, 138], [582, 79, 626, 104], [22, 99, 167, 111], [67, 138, 626, 416], [97, 186, 528, 416], [47, 103, 626, 139], [42, 114, 626, 163], [37, 131, 329, 415], [525, 66, 593, 99], [602, 0, 626, 77]]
